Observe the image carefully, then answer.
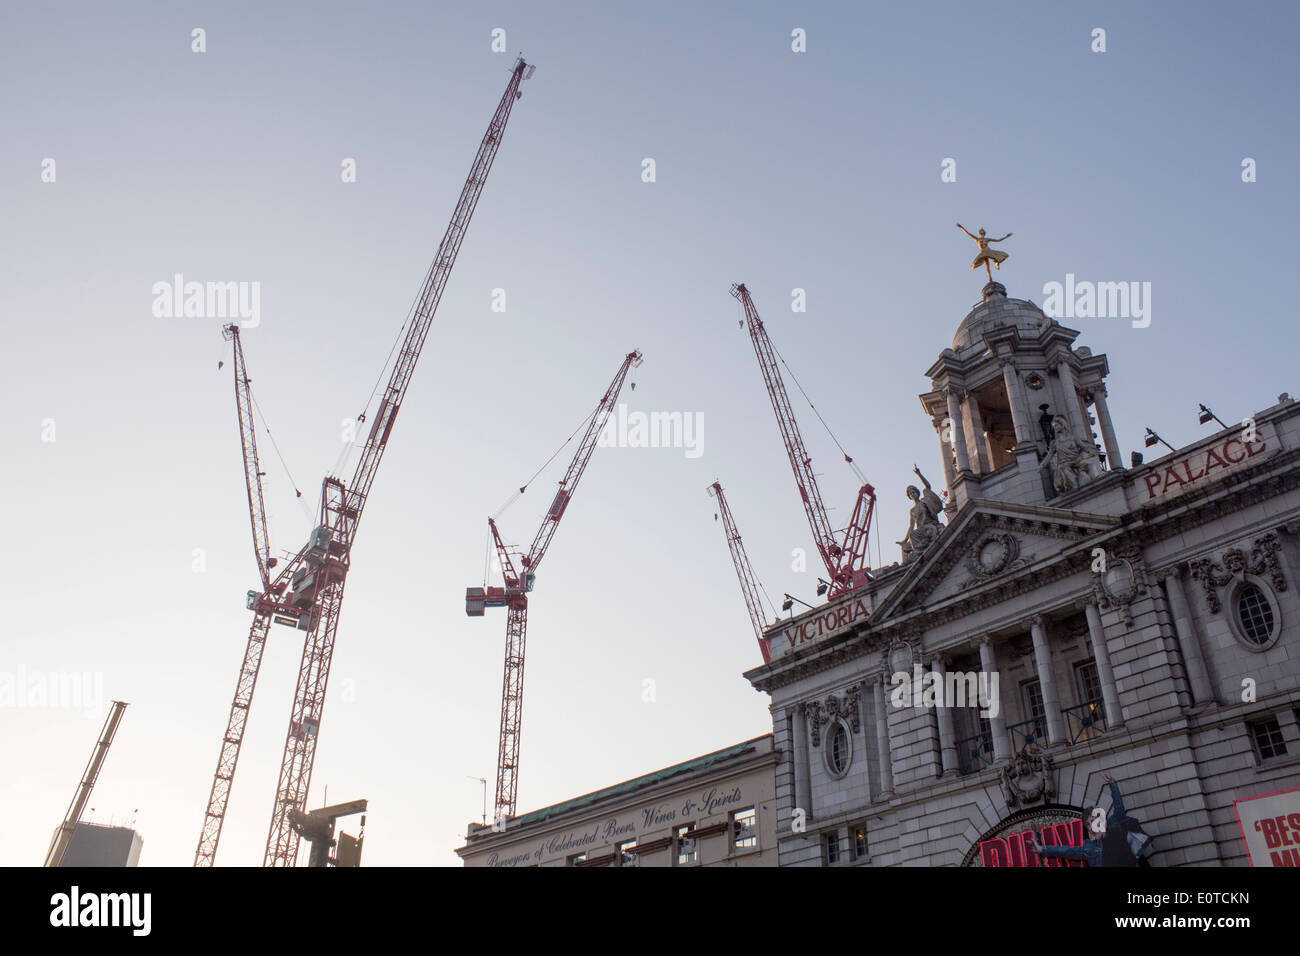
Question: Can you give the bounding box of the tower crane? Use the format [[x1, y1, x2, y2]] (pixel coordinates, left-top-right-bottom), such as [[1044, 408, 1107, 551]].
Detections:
[[465, 349, 643, 822], [45, 701, 128, 867], [708, 482, 774, 664], [195, 57, 535, 867], [729, 283, 876, 598]]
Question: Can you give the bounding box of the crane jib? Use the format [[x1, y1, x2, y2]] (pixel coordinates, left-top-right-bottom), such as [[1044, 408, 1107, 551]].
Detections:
[[196, 57, 533, 868]]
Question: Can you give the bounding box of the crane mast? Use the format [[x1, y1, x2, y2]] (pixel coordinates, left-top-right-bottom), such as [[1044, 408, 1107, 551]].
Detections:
[[45, 701, 128, 867], [708, 482, 772, 664], [196, 58, 533, 867], [730, 283, 875, 596], [468, 349, 642, 821]]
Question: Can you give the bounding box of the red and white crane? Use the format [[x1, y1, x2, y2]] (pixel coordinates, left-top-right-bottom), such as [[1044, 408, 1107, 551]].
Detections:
[[730, 283, 875, 598], [195, 58, 535, 867], [708, 482, 774, 664], [466, 349, 642, 822]]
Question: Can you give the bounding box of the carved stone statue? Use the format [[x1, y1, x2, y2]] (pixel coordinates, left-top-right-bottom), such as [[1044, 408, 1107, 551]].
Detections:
[[1040, 415, 1101, 494], [897, 465, 944, 563], [1000, 745, 1056, 810], [957, 223, 1012, 281]]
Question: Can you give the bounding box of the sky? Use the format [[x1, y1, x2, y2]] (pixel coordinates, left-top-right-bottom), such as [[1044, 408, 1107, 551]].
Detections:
[[2, 1, 1297, 867]]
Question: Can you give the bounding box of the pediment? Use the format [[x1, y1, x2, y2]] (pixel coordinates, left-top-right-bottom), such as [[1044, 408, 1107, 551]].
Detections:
[[871, 498, 1120, 622]]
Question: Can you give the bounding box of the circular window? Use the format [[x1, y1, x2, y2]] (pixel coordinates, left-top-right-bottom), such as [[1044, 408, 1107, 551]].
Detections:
[[826, 721, 852, 778], [1227, 576, 1281, 651]]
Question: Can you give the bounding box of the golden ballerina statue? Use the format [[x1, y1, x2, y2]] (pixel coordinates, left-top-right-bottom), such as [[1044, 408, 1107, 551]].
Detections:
[[957, 224, 1012, 281]]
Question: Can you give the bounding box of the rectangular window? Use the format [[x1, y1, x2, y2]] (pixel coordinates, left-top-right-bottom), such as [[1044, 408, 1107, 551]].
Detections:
[[851, 823, 868, 861], [823, 831, 840, 866], [617, 838, 638, 867], [1075, 660, 1102, 704], [1022, 679, 1045, 721], [675, 825, 697, 866], [732, 807, 758, 852], [566, 852, 586, 867], [1250, 716, 1288, 761]]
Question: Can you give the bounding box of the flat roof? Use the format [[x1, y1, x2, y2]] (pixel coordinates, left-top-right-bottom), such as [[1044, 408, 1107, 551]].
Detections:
[[506, 734, 772, 829]]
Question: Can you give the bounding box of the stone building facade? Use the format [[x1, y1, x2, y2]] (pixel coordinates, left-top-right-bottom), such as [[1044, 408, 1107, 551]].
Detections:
[[456, 735, 778, 867], [747, 282, 1300, 867]]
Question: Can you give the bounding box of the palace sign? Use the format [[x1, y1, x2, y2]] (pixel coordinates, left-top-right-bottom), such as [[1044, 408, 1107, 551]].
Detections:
[[1139, 423, 1276, 503], [771, 597, 870, 660]]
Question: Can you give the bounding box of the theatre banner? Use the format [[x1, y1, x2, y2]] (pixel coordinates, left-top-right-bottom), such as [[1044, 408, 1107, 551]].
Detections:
[[1234, 785, 1300, 867], [962, 805, 1085, 867]]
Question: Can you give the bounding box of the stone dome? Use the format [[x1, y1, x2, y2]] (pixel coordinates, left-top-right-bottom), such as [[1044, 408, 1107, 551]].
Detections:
[[952, 290, 1049, 352]]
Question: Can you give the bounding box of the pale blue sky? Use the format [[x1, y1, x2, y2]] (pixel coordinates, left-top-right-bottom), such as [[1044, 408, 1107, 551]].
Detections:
[[2, 1, 1296, 866]]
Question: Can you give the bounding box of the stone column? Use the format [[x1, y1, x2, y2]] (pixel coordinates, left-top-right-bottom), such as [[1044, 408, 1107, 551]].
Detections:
[[791, 705, 812, 818], [873, 675, 895, 798], [1028, 615, 1066, 745], [976, 636, 1011, 762], [1056, 359, 1089, 441], [1083, 601, 1125, 729], [966, 396, 990, 473], [1000, 358, 1033, 447], [932, 655, 959, 775], [934, 415, 958, 516], [944, 387, 972, 474], [1163, 569, 1216, 705], [854, 684, 873, 804], [1092, 386, 1123, 471]]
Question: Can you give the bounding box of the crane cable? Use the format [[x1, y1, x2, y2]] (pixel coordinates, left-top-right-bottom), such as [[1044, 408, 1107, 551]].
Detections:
[[491, 400, 602, 520], [736, 297, 866, 485], [249, 391, 312, 525], [770, 341, 867, 486], [327, 280, 426, 485]]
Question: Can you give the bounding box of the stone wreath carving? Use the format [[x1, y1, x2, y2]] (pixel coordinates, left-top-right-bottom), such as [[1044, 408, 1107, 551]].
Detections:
[[805, 685, 863, 748], [1000, 745, 1056, 810], [960, 532, 1033, 589], [1188, 532, 1288, 614]]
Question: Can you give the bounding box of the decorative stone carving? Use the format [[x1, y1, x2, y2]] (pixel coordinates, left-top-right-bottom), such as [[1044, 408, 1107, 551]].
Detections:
[[1091, 545, 1150, 627], [812, 686, 864, 745], [804, 701, 825, 747], [1189, 532, 1289, 613], [827, 686, 863, 733], [999, 745, 1056, 810], [1040, 415, 1102, 494], [959, 531, 1034, 589]]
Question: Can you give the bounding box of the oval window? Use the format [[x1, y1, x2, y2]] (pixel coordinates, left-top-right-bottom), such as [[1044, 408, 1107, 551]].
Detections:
[[827, 722, 850, 776], [1236, 582, 1276, 646]]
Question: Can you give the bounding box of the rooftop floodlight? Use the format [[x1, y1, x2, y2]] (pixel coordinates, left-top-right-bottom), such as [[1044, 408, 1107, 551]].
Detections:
[[783, 593, 814, 613], [1144, 428, 1175, 453], [1198, 403, 1228, 429], [816, 578, 831, 597]]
